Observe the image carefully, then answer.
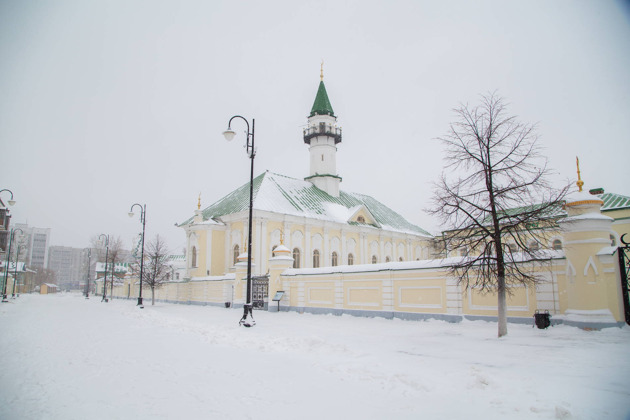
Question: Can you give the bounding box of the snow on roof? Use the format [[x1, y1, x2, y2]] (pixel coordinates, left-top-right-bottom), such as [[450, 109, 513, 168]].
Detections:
[[95, 262, 130, 273], [562, 212, 614, 223], [190, 273, 236, 282], [598, 192, 630, 211], [565, 190, 629, 211], [0, 262, 26, 272], [283, 250, 564, 276], [180, 171, 431, 237]]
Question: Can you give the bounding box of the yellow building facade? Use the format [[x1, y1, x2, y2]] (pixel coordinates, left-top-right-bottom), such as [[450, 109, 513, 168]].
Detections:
[[106, 75, 630, 329], [107, 183, 629, 329]]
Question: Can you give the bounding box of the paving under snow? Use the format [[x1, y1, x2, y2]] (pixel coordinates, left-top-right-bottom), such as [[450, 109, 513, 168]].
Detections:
[[0, 293, 628, 420]]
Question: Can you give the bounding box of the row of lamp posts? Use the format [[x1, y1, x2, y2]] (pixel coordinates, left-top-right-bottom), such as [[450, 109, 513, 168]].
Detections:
[[1, 189, 19, 302], [0, 188, 148, 309], [4, 113, 251, 319], [89, 204, 146, 308]]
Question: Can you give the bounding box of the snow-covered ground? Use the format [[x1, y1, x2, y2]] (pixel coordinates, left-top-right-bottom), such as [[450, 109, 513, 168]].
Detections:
[[1, 293, 628, 420]]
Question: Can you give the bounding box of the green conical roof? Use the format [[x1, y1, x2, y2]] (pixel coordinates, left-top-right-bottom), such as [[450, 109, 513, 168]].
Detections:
[[310, 80, 335, 117]]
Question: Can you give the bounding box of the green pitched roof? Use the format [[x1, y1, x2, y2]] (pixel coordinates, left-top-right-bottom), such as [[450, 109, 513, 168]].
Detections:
[[310, 81, 335, 117], [180, 172, 431, 237], [600, 192, 630, 211]]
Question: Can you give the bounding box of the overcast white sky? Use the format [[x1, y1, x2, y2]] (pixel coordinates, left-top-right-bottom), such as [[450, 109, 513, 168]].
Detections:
[[1, 0, 629, 252]]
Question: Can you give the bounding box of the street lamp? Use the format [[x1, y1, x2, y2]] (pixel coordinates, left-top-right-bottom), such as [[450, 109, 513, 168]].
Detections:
[[223, 115, 256, 327], [11, 244, 23, 298], [84, 248, 91, 298], [99, 234, 109, 302], [0, 189, 16, 259], [0, 189, 17, 207], [2, 228, 23, 302], [128, 203, 146, 308]]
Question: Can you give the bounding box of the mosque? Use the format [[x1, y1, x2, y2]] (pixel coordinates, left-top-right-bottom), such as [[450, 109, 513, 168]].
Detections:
[[178, 70, 435, 280], [100, 70, 630, 329]]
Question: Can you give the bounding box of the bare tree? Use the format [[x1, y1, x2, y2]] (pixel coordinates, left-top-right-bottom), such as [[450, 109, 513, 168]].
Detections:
[[91, 235, 109, 299], [33, 268, 56, 289], [132, 235, 171, 305], [429, 93, 569, 337], [107, 236, 125, 299]]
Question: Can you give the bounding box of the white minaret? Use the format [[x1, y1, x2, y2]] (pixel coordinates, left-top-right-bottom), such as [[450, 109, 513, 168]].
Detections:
[[303, 64, 342, 197]]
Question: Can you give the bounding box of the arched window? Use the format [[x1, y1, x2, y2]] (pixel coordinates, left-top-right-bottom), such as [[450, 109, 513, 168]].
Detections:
[[233, 245, 240, 265], [552, 239, 563, 250], [372, 255, 377, 264], [610, 234, 616, 247], [385, 256, 391, 263], [191, 246, 197, 268], [399, 257, 403, 262], [272, 245, 277, 257], [292, 248, 301, 268], [357, 215, 365, 223], [348, 253, 354, 265], [331, 251, 338, 267], [313, 250, 320, 268], [528, 241, 540, 252]]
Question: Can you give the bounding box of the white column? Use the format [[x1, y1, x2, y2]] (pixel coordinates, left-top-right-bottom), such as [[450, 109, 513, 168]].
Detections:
[[205, 229, 213, 276], [323, 227, 329, 267], [379, 236, 385, 263], [360, 233, 366, 264], [258, 219, 267, 276], [225, 224, 232, 271], [305, 226, 311, 268]]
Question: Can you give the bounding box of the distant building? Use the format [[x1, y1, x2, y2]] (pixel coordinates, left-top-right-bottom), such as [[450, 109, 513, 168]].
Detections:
[[47, 246, 90, 290], [166, 255, 186, 281], [0, 261, 36, 295], [40, 283, 58, 294], [13, 224, 51, 269], [0, 202, 11, 253]]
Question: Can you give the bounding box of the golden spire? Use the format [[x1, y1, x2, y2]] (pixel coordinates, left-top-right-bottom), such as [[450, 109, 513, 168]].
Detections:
[[576, 156, 584, 192], [280, 230, 285, 245], [320, 60, 324, 81], [197, 193, 201, 210]]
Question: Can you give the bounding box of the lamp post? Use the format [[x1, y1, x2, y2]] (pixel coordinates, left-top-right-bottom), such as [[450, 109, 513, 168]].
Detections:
[[223, 115, 256, 327], [99, 234, 109, 302], [2, 228, 23, 302], [11, 244, 23, 298], [128, 203, 146, 308], [84, 248, 91, 298], [0, 189, 17, 207], [0, 189, 16, 263]]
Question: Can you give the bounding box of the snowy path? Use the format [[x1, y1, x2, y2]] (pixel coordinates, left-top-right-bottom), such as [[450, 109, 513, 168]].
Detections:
[[0, 293, 628, 419]]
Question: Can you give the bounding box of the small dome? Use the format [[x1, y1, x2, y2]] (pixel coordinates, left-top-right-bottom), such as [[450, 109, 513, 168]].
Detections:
[[273, 244, 291, 255], [565, 190, 604, 208]]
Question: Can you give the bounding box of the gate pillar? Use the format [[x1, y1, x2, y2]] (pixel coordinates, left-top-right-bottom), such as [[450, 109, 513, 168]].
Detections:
[[268, 244, 293, 312], [233, 250, 255, 308], [558, 189, 623, 327]]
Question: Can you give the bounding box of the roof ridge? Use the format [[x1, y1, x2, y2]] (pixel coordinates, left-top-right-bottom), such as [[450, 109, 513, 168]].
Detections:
[[179, 171, 431, 237], [601, 191, 630, 210]]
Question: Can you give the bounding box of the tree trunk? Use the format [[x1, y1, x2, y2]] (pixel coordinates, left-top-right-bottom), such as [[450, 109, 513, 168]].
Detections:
[[151, 286, 155, 306], [497, 275, 508, 337]]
